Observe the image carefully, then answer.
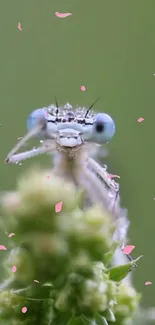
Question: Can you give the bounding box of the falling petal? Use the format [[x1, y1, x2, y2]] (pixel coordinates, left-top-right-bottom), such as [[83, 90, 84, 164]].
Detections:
[[80, 85, 86, 91], [137, 117, 144, 123], [47, 176, 51, 179], [18, 23, 22, 31], [0, 245, 7, 250], [8, 233, 15, 238], [108, 174, 120, 179], [34, 280, 39, 283], [12, 266, 17, 273], [145, 281, 152, 285], [22, 307, 27, 313], [55, 12, 72, 18], [123, 245, 135, 255], [55, 201, 63, 213]]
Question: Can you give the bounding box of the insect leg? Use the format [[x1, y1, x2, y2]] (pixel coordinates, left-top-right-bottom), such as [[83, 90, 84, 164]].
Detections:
[[5, 119, 46, 163], [5, 142, 56, 164]]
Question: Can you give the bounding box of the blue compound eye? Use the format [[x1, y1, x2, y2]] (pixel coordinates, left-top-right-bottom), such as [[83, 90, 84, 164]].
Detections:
[[92, 113, 115, 144], [27, 108, 47, 131]]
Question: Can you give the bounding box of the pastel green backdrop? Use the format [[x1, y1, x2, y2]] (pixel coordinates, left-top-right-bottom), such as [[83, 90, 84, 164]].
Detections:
[[0, 0, 155, 311]]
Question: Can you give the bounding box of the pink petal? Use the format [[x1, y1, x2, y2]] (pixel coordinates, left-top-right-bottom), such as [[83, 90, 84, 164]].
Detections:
[[18, 23, 22, 31], [12, 266, 17, 273], [8, 233, 15, 238], [55, 201, 63, 213], [22, 307, 27, 313], [55, 12, 72, 18], [34, 280, 39, 283], [123, 245, 135, 255], [47, 176, 51, 179], [145, 281, 152, 285], [137, 117, 144, 123], [80, 85, 86, 91], [0, 245, 7, 250], [108, 174, 120, 179]]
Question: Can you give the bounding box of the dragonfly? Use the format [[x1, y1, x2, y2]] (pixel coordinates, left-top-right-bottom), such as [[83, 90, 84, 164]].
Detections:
[[5, 99, 133, 278]]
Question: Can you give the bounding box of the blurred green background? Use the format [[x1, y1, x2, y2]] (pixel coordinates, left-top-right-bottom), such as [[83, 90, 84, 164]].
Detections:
[[0, 0, 155, 312]]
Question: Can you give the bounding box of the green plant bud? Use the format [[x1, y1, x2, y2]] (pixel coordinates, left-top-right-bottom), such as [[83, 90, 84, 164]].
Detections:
[[112, 282, 141, 325], [0, 169, 141, 325], [4, 248, 34, 284]]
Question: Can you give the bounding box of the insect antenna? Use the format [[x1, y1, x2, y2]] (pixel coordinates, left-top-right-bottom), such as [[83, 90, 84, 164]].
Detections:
[[84, 97, 100, 118]]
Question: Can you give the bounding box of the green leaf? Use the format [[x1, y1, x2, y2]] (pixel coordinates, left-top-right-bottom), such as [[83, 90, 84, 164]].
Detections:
[[104, 252, 114, 267], [67, 315, 78, 325], [107, 255, 143, 282], [96, 315, 109, 325], [104, 242, 119, 267], [11, 282, 53, 300], [67, 315, 89, 325], [52, 312, 72, 325], [42, 282, 53, 287], [104, 309, 116, 322], [80, 315, 98, 325]]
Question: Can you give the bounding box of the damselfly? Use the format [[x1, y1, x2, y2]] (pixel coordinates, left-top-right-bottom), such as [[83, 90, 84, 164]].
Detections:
[[5, 100, 133, 276], [5, 101, 120, 212]]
